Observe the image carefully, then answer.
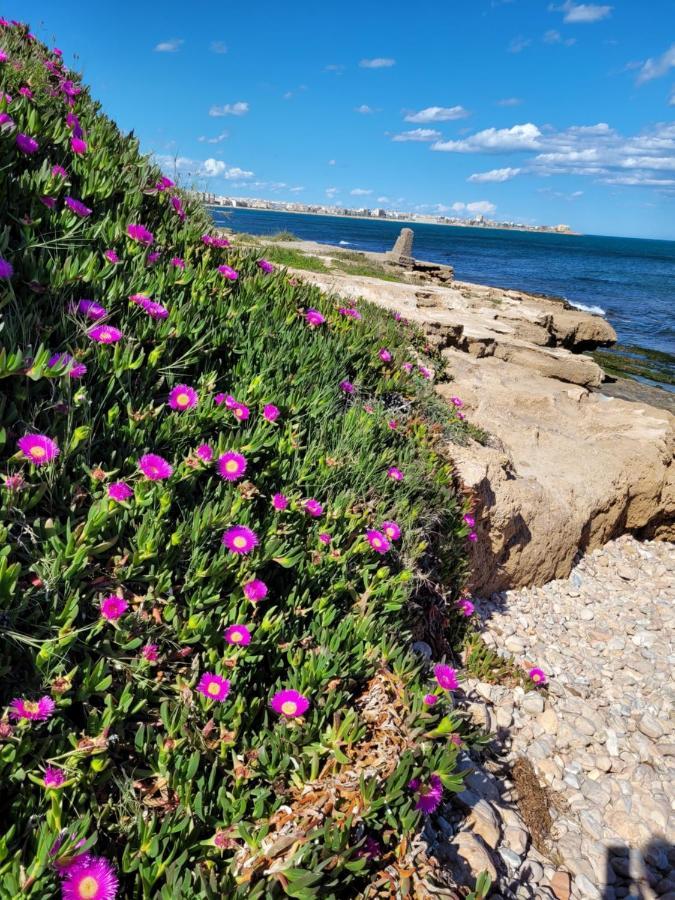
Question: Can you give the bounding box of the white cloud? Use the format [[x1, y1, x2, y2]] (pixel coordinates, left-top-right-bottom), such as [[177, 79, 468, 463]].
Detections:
[[544, 29, 576, 45], [508, 35, 531, 53], [209, 102, 249, 117], [326, 187, 339, 198], [289, 186, 305, 193], [350, 188, 373, 196], [359, 57, 396, 68], [404, 105, 470, 123], [468, 167, 522, 182], [497, 97, 523, 107], [197, 132, 229, 144], [451, 201, 497, 215], [377, 196, 390, 203], [552, 1, 612, 22], [433, 123, 543, 152], [355, 104, 375, 114], [210, 41, 228, 54], [392, 128, 442, 142], [154, 38, 183, 52], [155, 155, 254, 181], [603, 174, 675, 186], [636, 44, 675, 85]]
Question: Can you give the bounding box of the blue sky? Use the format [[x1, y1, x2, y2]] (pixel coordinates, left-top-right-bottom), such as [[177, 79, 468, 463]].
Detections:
[[9, 0, 675, 238]]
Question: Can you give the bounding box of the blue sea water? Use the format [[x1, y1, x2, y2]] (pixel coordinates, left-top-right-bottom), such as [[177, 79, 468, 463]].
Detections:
[[211, 207, 675, 380]]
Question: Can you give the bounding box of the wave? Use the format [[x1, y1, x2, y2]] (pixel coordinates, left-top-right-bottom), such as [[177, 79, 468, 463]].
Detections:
[[567, 300, 606, 316], [338, 240, 351, 245]]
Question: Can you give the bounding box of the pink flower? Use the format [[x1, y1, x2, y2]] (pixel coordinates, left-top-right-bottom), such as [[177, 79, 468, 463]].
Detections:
[[9, 696, 55, 722], [217, 451, 247, 481], [171, 195, 186, 220], [195, 444, 213, 462], [232, 403, 250, 422], [197, 672, 231, 702], [388, 420, 398, 430], [272, 493, 288, 510], [304, 498, 323, 517], [127, 223, 154, 245], [100, 595, 128, 621], [305, 308, 326, 327], [17, 434, 59, 465], [378, 348, 392, 362], [138, 453, 173, 481], [423, 694, 438, 706], [318, 532, 332, 544], [381, 521, 401, 541], [458, 598, 475, 617], [402, 362, 413, 374], [103, 249, 120, 264], [243, 578, 268, 601], [48, 353, 86, 378], [61, 856, 118, 900], [16, 132, 38, 154], [468, 532, 478, 543], [451, 396, 464, 408], [339, 380, 354, 394], [108, 481, 132, 502], [387, 466, 404, 482], [257, 258, 274, 273], [155, 176, 175, 191], [3, 473, 24, 491], [263, 403, 280, 422], [201, 234, 230, 248], [270, 689, 309, 718], [217, 264, 238, 281], [141, 644, 159, 661], [43, 767, 65, 788], [18, 86, 33, 99], [365, 529, 390, 554], [64, 196, 92, 217], [74, 299, 107, 319], [224, 624, 251, 646], [222, 526, 259, 555], [71, 136, 87, 155], [408, 774, 443, 814], [88, 325, 122, 344], [40, 195, 56, 209], [214, 393, 227, 406], [146, 251, 161, 265], [170, 256, 185, 269], [463, 514, 475, 527], [51, 164, 68, 179], [434, 664, 458, 692], [418, 365, 432, 380], [529, 667, 547, 686], [168, 384, 198, 411], [338, 306, 362, 320], [0, 258, 13, 279]]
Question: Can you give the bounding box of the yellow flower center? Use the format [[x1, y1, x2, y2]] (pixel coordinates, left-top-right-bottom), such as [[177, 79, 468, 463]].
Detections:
[[207, 682, 221, 696], [24, 701, 39, 714], [225, 460, 239, 472], [176, 393, 189, 406], [234, 409, 243, 418], [100, 330, 110, 340], [230, 631, 243, 643], [78, 876, 99, 899], [281, 701, 297, 716], [373, 538, 382, 548], [31, 446, 46, 458], [233, 536, 247, 548]]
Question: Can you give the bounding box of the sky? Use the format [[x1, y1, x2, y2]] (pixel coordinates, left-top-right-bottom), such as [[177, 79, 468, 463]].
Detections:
[[8, 0, 675, 239]]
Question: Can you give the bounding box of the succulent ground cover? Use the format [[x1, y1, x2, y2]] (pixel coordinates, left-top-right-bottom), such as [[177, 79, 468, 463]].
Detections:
[[0, 19, 475, 898]]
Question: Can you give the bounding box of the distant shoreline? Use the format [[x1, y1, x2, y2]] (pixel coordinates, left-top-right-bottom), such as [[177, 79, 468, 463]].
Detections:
[[207, 204, 580, 237]]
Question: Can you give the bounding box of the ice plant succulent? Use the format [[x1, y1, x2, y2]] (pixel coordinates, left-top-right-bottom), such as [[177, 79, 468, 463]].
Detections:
[[270, 689, 310, 718], [529, 667, 547, 686], [138, 454, 173, 481], [17, 434, 59, 465], [43, 767, 65, 788], [222, 526, 259, 555], [458, 598, 475, 617], [217, 264, 238, 281], [217, 451, 247, 481], [224, 624, 251, 646], [243, 578, 268, 601], [387, 466, 404, 481], [304, 498, 323, 517], [126, 223, 154, 245], [434, 664, 459, 692], [107, 482, 132, 501], [88, 325, 122, 344], [74, 299, 107, 319], [408, 774, 443, 814], [9, 696, 55, 721], [305, 308, 326, 327], [366, 529, 390, 554], [16, 132, 38, 153], [168, 384, 198, 411], [48, 353, 86, 378], [197, 673, 231, 702], [263, 403, 280, 422], [60, 856, 119, 900], [381, 521, 401, 541], [100, 595, 128, 621], [64, 196, 92, 217], [272, 492, 288, 510]]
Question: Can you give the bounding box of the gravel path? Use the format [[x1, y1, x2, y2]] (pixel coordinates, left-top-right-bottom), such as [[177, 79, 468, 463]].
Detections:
[[445, 536, 674, 900]]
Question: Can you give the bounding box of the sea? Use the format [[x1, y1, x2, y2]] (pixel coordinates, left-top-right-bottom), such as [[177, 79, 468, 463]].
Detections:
[[210, 207, 675, 390]]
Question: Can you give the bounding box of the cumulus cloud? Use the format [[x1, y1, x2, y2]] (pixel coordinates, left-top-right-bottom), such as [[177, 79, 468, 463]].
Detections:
[[433, 123, 543, 153], [359, 57, 396, 68], [209, 102, 249, 117], [198, 132, 229, 144], [636, 44, 675, 85], [210, 41, 228, 54], [355, 104, 376, 114], [154, 38, 183, 52], [350, 188, 373, 196], [392, 128, 442, 142], [404, 105, 469, 123], [326, 187, 339, 198], [544, 29, 576, 45], [451, 201, 497, 215], [551, 1, 612, 22], [508, 36, 531, 53], [155, 155, 254, 181], [468, 167, 522, 182]]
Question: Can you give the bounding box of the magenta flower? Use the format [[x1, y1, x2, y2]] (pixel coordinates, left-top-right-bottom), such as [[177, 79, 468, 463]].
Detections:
[[339, 380, 354, 394], [451, 396, 464, 408], [170, 256, 185, 269], [64, 196, 92, 217], [304, 498, 323, 518], [43, 767, 65, 788], [3, 473, 24, 491], [88, 325, 122, 344], [529, 667, 547, 686], [270, 689, 310, 718], [139, 297, 169, 319], [0, 51, 6, 63], [366, 529, 390, 554], [141, 644, 159, 662], [224, 624, 252, 646], [378, 348, 392, 362], [9, 696, 55, 722], [138, 454, 173, 481], [217, 264, 239, 281], [338, 306, 362, 320], [272, 492, 288, 510], [458, 598, 475, 617], [49, 836, 91, 875], [146, 251, 161, 265], [243, 578, 268, 601], [168, 384, 198, 411], [387, 466, 404, 482], [381, 521, 401, 541], [171, 195, 186, 220], [318, 532, 332, 544], [197, 672, 231, 702], [0, 112, 14, 128], [65, 112, 82, 135], [402, 362, 413, 374], [71, 136, 87, 155], [127, 223, 154, 245], [16, 132, 38, 154], [434, 664, 458, 692], [423, 694, 439, 707], [232, 403, 250, 422], [305, 308, 326, 327], [418, 365, 432, 380], [156, 176, 175, 191], [61, 856, 118, 900], [202, 234, 230, 248], [408, 774, 443, 814], [224, 395, 238, 409], [257, 258, 274, 273], [48, 353, 86, 378], [18, 434, 59, 465], [468, 532, 478, 543], [195, 444, 213, 462], [463, 514, 475, 527], [51, 164, 68, 179], [103, 249, 120, 264], [18, 86, 33, 99], [0, 258, 13, 279], [217, 451, 247, 481], [263, 403, 280, 422], [74, 299, 107, 319], [100, 595, 128, 621], [214, 393, 226, 406], [222, 525, 259, 555], [108, 481, 132, 502]]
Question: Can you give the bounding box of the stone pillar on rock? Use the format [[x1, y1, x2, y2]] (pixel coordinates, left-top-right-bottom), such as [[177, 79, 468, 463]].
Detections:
[[388, 227, 415, 266]]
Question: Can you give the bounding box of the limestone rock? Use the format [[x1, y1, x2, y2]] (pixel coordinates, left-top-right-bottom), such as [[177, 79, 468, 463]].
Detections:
[[549, 870, 571, 900], [450, 831, 498, 882], [465, 799, 501, 848]]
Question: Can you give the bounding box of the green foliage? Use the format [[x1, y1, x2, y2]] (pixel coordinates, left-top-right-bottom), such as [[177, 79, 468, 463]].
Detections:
[[0, 22, 472, 897], [259, 245, 330, 272]]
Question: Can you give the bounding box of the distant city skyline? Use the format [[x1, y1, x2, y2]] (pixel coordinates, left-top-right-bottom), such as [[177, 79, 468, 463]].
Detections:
[[10, 0, 675, 239]]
